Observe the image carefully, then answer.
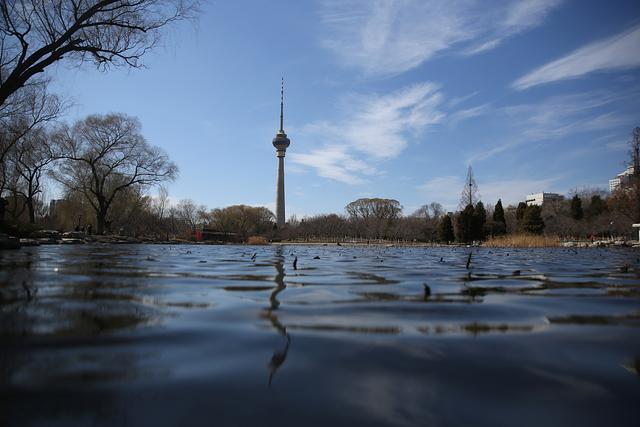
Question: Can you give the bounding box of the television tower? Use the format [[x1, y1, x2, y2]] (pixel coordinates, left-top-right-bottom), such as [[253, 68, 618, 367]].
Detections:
[[272, 79, 291, 227]]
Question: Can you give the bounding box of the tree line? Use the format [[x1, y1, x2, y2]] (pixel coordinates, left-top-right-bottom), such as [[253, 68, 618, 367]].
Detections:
[[2, 119, 639, 242]]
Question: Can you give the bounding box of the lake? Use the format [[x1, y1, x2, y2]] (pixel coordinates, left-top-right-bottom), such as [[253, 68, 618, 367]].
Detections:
[[1, 244, 639, 426]]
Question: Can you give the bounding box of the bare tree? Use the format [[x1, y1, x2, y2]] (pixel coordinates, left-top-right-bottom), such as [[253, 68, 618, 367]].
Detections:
[[10, 126, 60, 222], [458, 165, 480, 211], [209, 205, 274, 241], [175, 198, 202, 232], [0, 82, 61, 192], [345, 198, 402, 239], [0, 0, 198, 108], [54, 113, 177, 234]]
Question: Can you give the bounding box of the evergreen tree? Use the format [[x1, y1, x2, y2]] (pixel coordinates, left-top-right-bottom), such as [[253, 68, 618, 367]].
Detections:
[[493, 199, 506, 225], [570, 195, 584, 220], [456, 204, 475, 243], [516, 201, 527, 230], [438, 215, 454, 243], [473, 201, 487, 240], [522, 205, 545, 234], [491, 199, 506, 235]]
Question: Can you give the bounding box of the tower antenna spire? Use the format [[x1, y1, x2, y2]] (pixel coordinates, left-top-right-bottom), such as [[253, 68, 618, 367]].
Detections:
[[279, 77, 284, 132]]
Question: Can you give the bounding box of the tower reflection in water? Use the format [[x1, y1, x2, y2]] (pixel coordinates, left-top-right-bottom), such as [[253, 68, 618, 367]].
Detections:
[[262, 246, 291, 386]]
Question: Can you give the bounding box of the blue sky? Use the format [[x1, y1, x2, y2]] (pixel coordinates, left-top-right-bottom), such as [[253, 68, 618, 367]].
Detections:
[[49, 0, 640, 217]]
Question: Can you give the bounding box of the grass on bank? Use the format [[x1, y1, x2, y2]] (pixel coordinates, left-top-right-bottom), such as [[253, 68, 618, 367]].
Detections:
[[484, 234, 560, 248]]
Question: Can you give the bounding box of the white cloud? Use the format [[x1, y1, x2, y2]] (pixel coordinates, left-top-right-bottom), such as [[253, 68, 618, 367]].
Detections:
[[506, 91, 632, 140], [446, 91, 479, 108], [320, 0, 562, 76], [464, 0, 563, 55], [290, 82, 446, 184], [289, 145, 374, 185], [469, 90, 635, 162], [504, 0, 562, 31], [513, 24, 640, 90], [447, 104, 490, 127]]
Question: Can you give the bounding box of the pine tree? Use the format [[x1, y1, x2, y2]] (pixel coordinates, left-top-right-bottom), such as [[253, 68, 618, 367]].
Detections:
[[493, 199, 506, 225], [438, 215, 455, 243], [456, 204, 475, 243], [491, 199, 506, 235], [522, 205, 544, 234], [570, 195, 584, 220], [473, 201, 487, 240]]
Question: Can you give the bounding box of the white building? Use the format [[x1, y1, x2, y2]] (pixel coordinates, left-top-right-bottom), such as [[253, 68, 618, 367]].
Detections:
[[609, 178, 621, 193], [525, 192, 564, 206], [609, 166, 635, 193]]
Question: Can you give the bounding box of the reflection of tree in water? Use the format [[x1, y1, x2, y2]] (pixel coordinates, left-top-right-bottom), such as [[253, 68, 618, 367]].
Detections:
[[263, 246, 291, 386]]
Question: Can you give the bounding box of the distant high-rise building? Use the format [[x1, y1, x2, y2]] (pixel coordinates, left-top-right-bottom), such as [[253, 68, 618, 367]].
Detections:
[[272, 79, 291, 228], [525, 192, 564, 206], [49, 199, 65, 217], [609, 166, 635, 193]]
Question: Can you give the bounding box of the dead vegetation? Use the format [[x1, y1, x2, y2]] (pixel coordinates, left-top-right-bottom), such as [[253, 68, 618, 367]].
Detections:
[[484, 234, 560, 248]]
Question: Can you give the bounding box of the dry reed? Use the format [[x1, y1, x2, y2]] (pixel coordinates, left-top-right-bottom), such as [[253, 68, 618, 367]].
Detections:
[[484, 234, 560, 248], [247, 236, 269, 245]]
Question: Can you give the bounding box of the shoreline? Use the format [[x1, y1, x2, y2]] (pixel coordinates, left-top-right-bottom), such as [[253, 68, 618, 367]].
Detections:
[[4, 232, 638, 250]]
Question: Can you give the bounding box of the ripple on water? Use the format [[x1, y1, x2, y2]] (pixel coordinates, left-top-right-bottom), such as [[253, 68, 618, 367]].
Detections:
[[0, 244, 639, 426]]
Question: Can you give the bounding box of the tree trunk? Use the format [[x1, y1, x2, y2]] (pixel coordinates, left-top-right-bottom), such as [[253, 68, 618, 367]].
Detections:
[[27, 198, 35, 224], [96, 211, 107, 235]]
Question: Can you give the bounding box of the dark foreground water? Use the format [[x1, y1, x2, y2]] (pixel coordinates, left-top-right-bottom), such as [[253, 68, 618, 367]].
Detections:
[[0, 244, 639, 427]]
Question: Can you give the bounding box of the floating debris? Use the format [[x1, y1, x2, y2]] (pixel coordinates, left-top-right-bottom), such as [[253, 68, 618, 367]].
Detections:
[[461, 287, 485, 297], [251, 253, 257, 261], [314, 256, 320, 260], [466, 253, 472, 269], [22, 281, 34, 302], [293, 256, 298, 270]]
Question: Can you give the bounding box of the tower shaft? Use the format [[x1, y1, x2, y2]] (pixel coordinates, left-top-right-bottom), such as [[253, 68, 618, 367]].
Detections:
[[276, 155, 285, 226]]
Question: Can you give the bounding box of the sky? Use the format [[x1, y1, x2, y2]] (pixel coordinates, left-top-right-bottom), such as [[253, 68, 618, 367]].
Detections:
[[48, 0, 640, 217]]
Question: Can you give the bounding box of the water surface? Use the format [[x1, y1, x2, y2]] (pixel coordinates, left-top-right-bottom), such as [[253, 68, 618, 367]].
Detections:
[[1, 245, 639, 426]]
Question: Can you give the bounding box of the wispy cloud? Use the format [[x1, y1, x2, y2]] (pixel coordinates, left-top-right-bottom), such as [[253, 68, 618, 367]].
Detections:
[[448, 104, 491, 127], [464, 0, 563, 55], [290, 82, 447, 184], [319, 0, 562, 76], [513, 24, 640, 90], [469, 90, 636, 162]]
